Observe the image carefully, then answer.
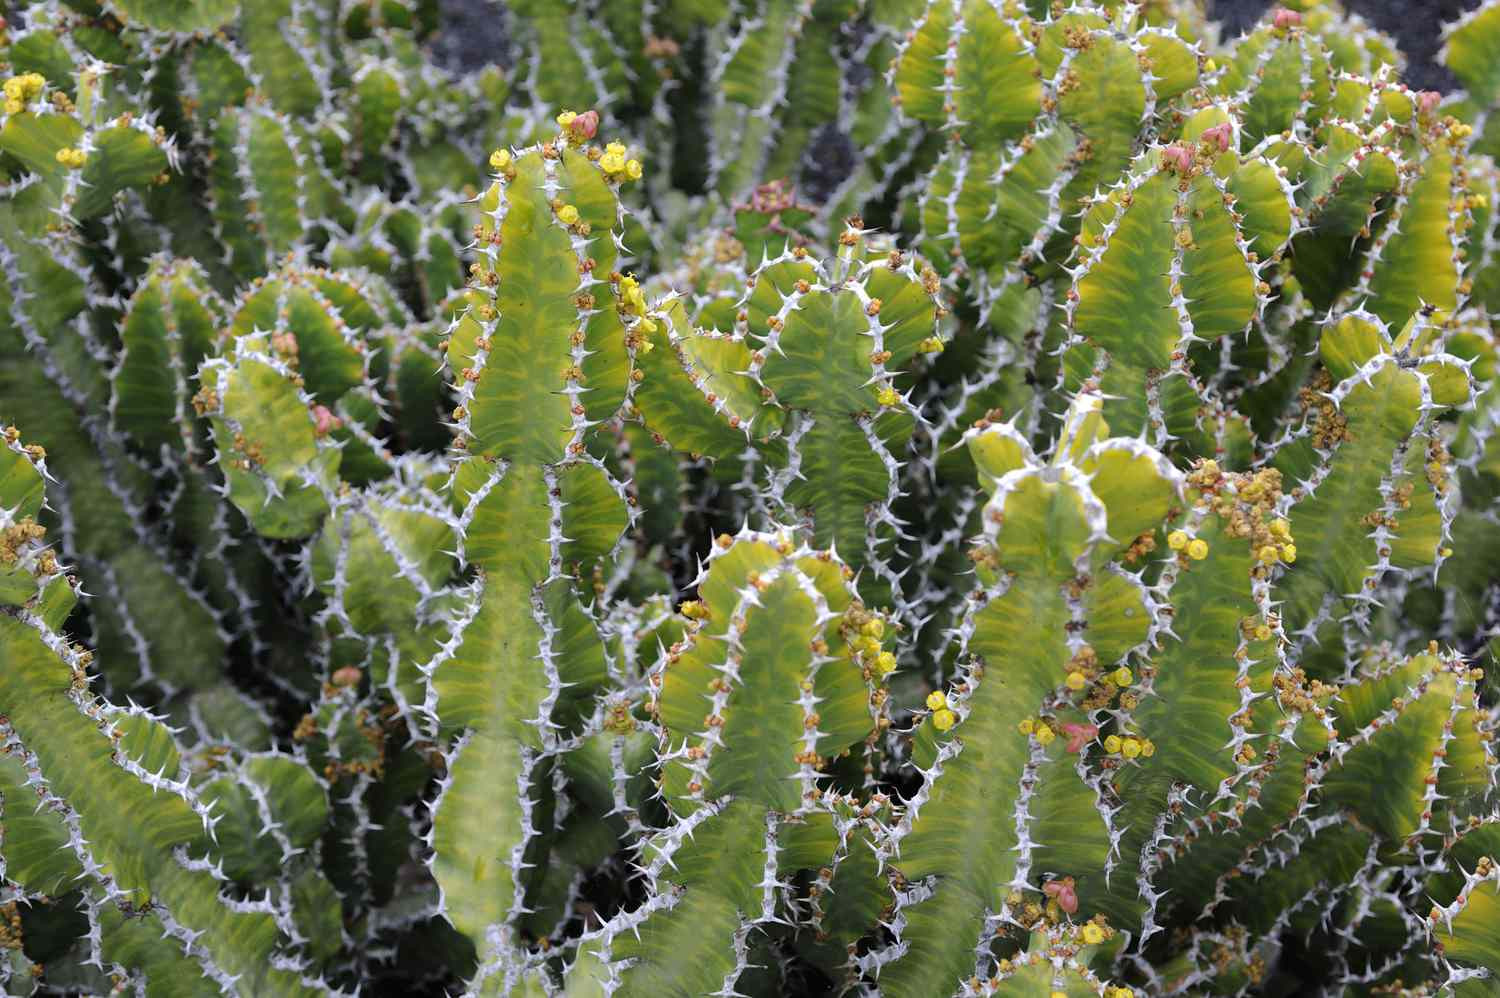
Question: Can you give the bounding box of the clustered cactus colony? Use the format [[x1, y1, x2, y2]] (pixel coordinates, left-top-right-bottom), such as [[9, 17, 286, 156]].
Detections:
[[8, 0, 1500, 994]]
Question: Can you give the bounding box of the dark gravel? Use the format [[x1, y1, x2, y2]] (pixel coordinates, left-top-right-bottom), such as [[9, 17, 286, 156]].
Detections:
[[1208, 0, 1483, 92]]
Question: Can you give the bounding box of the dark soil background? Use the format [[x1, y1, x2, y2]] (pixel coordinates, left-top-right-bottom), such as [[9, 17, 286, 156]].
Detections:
[[430, 1, 1484, 94], [1208, 0, 1481, 91]]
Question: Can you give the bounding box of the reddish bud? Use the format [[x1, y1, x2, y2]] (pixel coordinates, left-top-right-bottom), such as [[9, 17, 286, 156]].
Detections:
[[1062, 722, 1099, 753], [1201, 122, 1234, 152], [312, 404, 341, 436], [570, 110, 600, 140], [1043, 876, 1079, 914], [332, 665, 362, 687], [1418, 90, 1442, 114], [1161, 143, 1193, 173], [1273, 8, 1301, 28]]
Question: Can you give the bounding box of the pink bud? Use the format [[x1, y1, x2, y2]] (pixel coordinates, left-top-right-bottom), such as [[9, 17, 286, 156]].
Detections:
[[331, 665, 361, 687], [570, 110, 600, 140], [1062, 723, 1099, 753], [1160, 143, 1193, 173], [1273, 8, 1301, 29], [271, 331, 299, 356], [1201, 122, 1234, 153], [1043, 877, 1079, 915], [1418, 90, 1442, 114], [312, 404, 340, 436]]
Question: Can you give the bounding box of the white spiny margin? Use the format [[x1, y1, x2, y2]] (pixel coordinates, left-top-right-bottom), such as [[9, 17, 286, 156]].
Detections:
[[702, 0, 813, 198]]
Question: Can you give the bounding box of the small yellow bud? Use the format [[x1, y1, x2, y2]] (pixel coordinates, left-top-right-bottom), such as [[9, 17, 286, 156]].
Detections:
[[875, 651, 897, 675], [1167, 529, 1188, 550], [1081, 923, 1105, 945], [1204, 57, 1217, 72], [933, 708, 956, 731], [1121, 737, 1142, 759], [1140, 740, 1155, 758], [489, 148, 511, 170], [625, 158, 643, 180], [925, 690, 947, 711], [1034, 723, 1055, 746], [861, 619, 885, 639], [606, 141, 627, 158], [556, 110, 577, 128], [1281, 544, 1296, 563], [1018, 718, 1036, 734], [917, 336, 944, 353], [1066, 671, 1087, 691], [1104, 734, 1122, 753], [1270, 518, 1291, 540], [1254, 623, 1272, 641], [557, 204, 580, 225], [875, 385, 900, 407], [1258, 545, 1279, 564], [1112, 666, 1132, 687], [856, 635, 880, 656], [1440, 546, 1454, 558], [1187, 538, 1209, 560], [1052, 991, 1068, 998]]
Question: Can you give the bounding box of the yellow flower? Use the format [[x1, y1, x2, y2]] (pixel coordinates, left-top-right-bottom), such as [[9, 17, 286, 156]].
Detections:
[[1186, 538, 1209, 560], [1281, 544, 1297, 563], [55, 147, 86, 169], [1258, 545, 1279, 564], [637, 317, 657, 334], [1270, 518, 1291, 540], [489, 148, 511, 170], [1204, 57, 1218, 72], [861, 619, 885, 639], [3, 98, 21, 115], [917, 336, 944, 354], [925, 690, 947, 711], [625, 158, 643, 181], [1018, 718, 1035, 735], [875, 651, 896, 675], [1081, 923, 1105, 945], [556, 109, 577, 128], [1121, 737, 1142, 759], [1035, 723, 1055, 746], [1104, 734, 1122, 753], [1112, 666, 1132, 687], [556, 204, 580, 225], [875, 385, 900, 407], [1066, 671, 1087, 691], [600, 150, 626, 174], [1254, 623, 1272, 641], [606, 141, 626, 158], [1140, 740, 1156, 758], [932, 708, 956, 732], [1167, 529, 1188, 550]]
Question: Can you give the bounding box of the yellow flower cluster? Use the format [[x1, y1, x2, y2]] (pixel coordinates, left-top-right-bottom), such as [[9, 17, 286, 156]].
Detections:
[[1167, 529, 1209, 560], [847, 614, 897, 677], [599, 141, 643, 182], [1018, 718, 1055, 745], [3, 73, 44, 115], [55, 146, 87, 169], [1101, 732, 1155, 758], [874, 384, 900, 407], [926, 690, 955, 731]]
